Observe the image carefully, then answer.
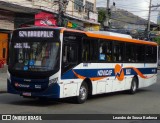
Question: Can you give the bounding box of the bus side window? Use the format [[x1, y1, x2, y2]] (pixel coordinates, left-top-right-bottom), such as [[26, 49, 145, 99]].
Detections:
[[145, 45, 151, 62], [145, 46, 157, 63], [63, 44, 77, 63], [125, 43, 136, 62], [82, 45, 89, 62], [82, 40, 90, 62], [68, 46, 75, 62], [136, 45, 145, 62], [106, 41, 112, 62], [99, 43, 105, 61], [63, 45, 67, 63], [113, 42, 124, 62], [82, 38, 98, 62], [62, 43, 78, 73], [98, 40, 112, 62], [153, 46, 157, 63]]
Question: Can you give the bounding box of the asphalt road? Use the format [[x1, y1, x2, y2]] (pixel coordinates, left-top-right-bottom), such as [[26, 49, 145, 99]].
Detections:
[[0, 71, 160, 123]]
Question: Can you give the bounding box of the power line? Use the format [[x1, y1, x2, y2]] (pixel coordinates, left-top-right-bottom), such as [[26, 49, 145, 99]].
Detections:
[[144, 0, 150, 3], [115, 9, 159, 12], [151, 4, 160, 7], [115, 5, 153, 11], [117, 4, 144, 7], [111, 0, 150, 7]]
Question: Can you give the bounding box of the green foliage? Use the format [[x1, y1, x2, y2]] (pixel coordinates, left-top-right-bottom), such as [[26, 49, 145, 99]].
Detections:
[[98, 9, 106, 25], [153, 36, 160, 45]]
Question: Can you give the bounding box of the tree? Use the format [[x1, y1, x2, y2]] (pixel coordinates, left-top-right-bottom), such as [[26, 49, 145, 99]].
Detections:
[[153, 36, 160, 45], [98, 9, 106, 28]]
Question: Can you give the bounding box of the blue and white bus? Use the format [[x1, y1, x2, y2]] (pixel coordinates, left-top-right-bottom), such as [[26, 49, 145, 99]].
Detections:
[[7, 27, 158, 103]]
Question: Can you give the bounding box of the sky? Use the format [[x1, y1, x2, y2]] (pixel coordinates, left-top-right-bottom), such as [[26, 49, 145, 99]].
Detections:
[[96, 0, 160, 23]]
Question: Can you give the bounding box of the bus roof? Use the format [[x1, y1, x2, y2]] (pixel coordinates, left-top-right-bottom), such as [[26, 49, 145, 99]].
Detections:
[[62, 28, 158, 46], [89, 31, 132, 39], [14, 27, 157, 46]]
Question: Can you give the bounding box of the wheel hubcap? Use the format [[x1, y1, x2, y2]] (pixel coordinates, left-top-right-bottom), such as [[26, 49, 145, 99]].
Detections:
[[79, 86, 87, 100]]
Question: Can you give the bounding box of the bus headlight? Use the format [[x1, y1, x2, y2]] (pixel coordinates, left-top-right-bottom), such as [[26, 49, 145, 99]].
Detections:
[[49, 77, 58, 86]]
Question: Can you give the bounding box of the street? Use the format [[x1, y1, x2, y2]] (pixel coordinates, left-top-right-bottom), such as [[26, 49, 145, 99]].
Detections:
[[0, 71, 160, 115]]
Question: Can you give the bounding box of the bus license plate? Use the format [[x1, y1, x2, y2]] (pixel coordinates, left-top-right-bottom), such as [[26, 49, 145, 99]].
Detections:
[[22, 92, 31, 96]]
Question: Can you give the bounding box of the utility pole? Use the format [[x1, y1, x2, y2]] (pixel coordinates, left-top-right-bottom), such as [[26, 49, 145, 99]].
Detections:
[[57, 0, 64, 27], [147, 0, 152, 35], [104, 0, 110, 30], [56, 0, 68, 27]]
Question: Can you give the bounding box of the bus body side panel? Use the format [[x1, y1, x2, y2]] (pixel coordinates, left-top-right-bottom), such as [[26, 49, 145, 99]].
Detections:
[[124, 63, 144, 89], [61, 62, 157, 98], [60, 64, 82, 98], [139, 63, 157, 88], [123, 63, 157, 89]]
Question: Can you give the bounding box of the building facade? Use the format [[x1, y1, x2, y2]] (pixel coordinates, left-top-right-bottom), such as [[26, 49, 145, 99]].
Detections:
[[0, 0, 99, 30], [0, 0, 39, 64], [32, 0, 100, 30], [0, 9, 14, 64]]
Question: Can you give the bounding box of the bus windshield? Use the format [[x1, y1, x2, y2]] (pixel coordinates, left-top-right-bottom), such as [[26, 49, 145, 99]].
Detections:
[[10, 41, 60, 72]]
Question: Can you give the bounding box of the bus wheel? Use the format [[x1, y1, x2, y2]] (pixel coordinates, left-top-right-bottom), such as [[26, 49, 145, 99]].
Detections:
[[76, 82, 88, 104], [129, 77, 138, 94]]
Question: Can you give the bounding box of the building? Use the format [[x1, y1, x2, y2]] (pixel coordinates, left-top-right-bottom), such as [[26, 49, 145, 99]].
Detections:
[[33, 0, 100, 30], [0, 0, 39, 64], [0, 0, 100, 29], [66, 0, 100, 30], [0, 10, 13, 64], [0, 0, 100, 64]]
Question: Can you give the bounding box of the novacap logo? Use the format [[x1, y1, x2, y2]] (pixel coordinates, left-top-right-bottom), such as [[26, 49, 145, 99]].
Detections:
[[14, 83, 30, 88], [114, 64, 124, 81]]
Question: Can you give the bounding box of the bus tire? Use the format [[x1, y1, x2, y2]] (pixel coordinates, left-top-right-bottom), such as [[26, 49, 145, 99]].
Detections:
[[76, 82, 88, 104], [129, 77, 138, 94]]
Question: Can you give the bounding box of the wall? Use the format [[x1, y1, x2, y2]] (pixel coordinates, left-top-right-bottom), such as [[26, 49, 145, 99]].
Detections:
[[0, 12, 14, 30], [0, 33, 8, 64], [66, 0, 97, 20]]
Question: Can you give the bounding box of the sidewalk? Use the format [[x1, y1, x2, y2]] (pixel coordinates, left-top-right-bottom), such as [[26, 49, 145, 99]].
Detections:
[[0, 65, 7, 93]]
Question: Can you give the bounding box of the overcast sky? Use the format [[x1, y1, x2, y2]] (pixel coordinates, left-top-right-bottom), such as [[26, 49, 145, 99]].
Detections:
[[96, 0, 160, 23]]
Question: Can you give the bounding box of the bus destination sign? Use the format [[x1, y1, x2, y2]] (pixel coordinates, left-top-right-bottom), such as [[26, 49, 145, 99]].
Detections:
[[19, 31, 54, 38]]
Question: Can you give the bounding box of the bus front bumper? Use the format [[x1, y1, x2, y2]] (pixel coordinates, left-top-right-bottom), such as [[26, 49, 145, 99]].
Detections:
[[7, 79, 60, 99]]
